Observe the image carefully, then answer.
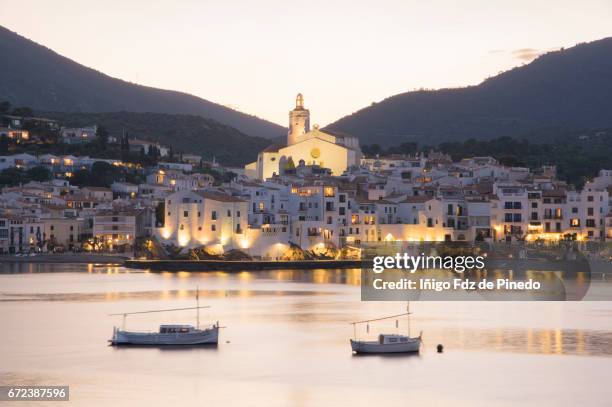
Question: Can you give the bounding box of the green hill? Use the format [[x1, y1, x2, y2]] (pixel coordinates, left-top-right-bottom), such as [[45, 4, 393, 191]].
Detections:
[[0, 25, 285, 140], [43, 111, 269, 166], [327, 38, 612, 146]]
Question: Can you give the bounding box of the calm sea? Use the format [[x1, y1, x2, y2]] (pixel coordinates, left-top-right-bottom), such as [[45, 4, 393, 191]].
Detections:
[[1, 263, 612, 406]]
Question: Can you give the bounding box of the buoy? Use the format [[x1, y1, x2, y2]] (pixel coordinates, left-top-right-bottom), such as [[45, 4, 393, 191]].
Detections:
[[437, 344, 444, 353]]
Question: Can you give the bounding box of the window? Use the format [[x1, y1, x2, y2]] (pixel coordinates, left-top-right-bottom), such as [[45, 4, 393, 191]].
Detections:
[[572, 207, 578, 213], [50, 225, 54, 231], [586, 219, 595, 228], [211, 211, 217, 220], [531, 202, 538, 208], [197, 211, 201, 217], [588, 208, 594, 216], [513, 214, 522, 222], [587, 195, 594, 202], [237, 211, 241, 218], [227, 210, 231, 217], [211, 224, 216, 231], [184, 211, 189, 217], [513, 202, 522, 209], [504, 202, 513, 209], [339, 207, 345, 215], [339, 195, 346, 203], [570, 219, 580, 227], [505, 213, 513, 222]]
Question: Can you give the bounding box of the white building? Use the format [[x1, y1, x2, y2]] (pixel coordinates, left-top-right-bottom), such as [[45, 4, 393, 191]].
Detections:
[[157, 190, 247, 251], [246, 94, 362, 180]]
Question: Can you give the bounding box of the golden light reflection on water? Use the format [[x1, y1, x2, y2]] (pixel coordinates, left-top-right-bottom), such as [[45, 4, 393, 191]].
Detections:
[[432, 326, 612, 357]]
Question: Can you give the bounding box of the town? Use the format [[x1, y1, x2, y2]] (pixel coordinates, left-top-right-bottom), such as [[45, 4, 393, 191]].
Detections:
[[1, 95, 611, 259]]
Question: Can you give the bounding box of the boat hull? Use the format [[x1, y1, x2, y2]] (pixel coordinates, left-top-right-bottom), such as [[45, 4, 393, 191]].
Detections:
[[350, 338, 421, 354], [110, 326, 219, 346]]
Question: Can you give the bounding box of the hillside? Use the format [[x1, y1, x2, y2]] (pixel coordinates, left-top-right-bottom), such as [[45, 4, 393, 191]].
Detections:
[[327, 38, 612, 146], [43, 111, 270, 167], [0, 26, 285, 140]]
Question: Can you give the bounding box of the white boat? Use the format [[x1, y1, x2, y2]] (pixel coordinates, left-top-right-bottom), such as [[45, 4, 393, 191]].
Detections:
[[110, 323, 219, 346], [350, 333, 421, 354], [109, 288, 220, 346], [350, 303, 422, 354]]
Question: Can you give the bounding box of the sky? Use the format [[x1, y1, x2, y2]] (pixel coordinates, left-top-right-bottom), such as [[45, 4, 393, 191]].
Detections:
[[1, 0, 612, 127]]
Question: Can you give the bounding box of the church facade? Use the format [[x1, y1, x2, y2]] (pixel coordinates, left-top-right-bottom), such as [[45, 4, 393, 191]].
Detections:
[[245, 94, 362, 180]]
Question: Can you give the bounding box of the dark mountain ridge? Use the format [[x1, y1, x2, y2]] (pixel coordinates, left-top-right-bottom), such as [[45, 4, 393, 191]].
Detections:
[[0, 25, 285, 140], [327, 38, 612, 146]]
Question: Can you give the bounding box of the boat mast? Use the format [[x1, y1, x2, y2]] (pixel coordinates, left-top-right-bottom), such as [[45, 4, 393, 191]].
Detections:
[[407, 301, 411, 337], [196, 286, 200, 329]]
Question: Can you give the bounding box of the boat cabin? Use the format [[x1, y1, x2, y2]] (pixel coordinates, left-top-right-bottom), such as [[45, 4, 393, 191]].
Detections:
[[159, 325, 195, 334], [378, 334, 411, 344]]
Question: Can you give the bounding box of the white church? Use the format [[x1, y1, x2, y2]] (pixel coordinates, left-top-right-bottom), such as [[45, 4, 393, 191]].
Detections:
[[245, 94, 362, 180]]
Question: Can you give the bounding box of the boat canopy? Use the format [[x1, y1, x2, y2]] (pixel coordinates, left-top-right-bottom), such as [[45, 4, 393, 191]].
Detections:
[[378, 334, 413, 344], [159, 325, 194, 333]]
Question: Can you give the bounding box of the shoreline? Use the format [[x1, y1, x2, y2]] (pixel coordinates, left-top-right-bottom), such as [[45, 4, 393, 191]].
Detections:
[[0, 254, 365, 270], [125, 259, 365, 271], [0, 254, 129, 264]]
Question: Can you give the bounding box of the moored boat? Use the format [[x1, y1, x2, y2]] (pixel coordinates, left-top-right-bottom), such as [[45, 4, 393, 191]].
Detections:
[[110, 323, 219, 346], [350, 303, 422, 354], [109, 287, 220, 346], [351, 333, 421, 354]]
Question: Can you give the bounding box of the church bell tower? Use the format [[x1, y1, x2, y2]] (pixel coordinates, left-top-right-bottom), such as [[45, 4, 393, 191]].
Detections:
[[287, 93, 310, 146]]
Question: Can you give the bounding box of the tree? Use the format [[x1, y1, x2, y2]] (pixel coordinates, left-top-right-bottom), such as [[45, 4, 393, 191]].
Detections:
[[284, 157, 296, 170], [26, 166, 51, 182], [362, 144, 383, 156], [155, 201, 165, 226], [11, 106, 33, 117], [0, 101, 10, 114], [96, 126, 109, 150], [70, 169, 91, 186], [395, 142, 418, 155], [90, 161, 123, 187], [0, 134, 9, 154]]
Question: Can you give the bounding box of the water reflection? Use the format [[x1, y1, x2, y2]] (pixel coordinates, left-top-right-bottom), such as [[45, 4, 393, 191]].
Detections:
[[0, 289, 337, 302], [2, 264, 612, 406], [426, 327, 612, 357]]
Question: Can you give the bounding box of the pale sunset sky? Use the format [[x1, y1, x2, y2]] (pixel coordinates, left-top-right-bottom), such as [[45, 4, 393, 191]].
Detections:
[[1, 0, 611, 126]]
